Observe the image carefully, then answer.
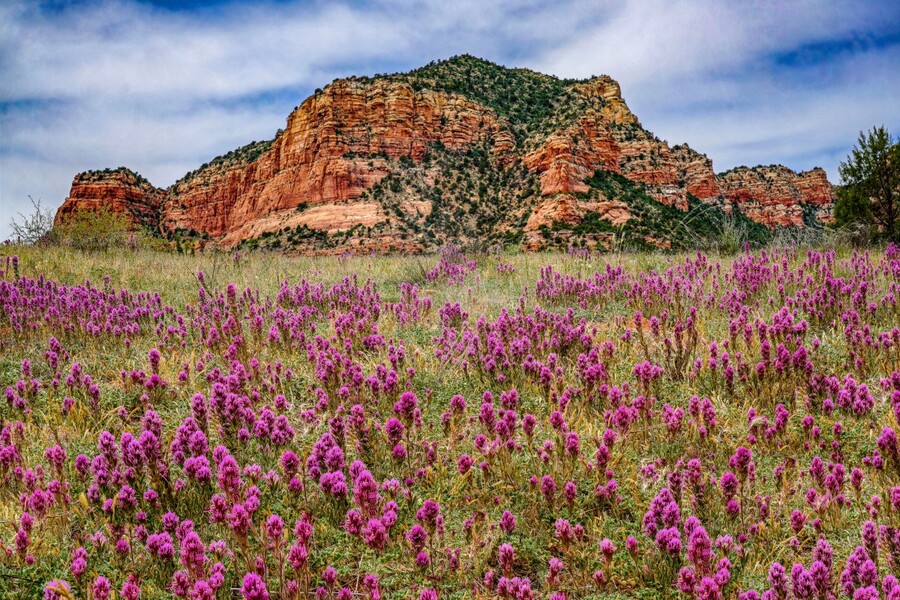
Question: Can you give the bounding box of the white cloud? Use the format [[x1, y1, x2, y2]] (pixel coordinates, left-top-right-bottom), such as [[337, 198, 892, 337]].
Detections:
[[2, 1, 410, 102], [1, 0, 898, 239], [534, 0, 893, 84]]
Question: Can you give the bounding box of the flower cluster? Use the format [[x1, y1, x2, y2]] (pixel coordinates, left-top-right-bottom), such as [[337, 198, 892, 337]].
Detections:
[[2, 245, 900, 599]]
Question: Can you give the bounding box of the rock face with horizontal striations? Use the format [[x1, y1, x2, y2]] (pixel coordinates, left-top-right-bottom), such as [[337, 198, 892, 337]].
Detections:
[[56, 169, 163, 231], [165, 79, 515, 243], [718, 166, 835, 228], [55, 55, 834, 252]]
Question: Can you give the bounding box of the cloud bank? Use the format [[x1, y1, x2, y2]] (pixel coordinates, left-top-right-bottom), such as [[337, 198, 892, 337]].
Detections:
[[2, 0, 898, 238]]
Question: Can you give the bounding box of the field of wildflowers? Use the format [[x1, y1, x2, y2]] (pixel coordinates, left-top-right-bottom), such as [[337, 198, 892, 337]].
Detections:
[[1, 243, 899, 600]]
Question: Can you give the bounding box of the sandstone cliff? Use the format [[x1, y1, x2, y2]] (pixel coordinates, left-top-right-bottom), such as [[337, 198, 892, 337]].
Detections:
[[56, 168, 163, 231], [55, 55, 835, 252], [163, 79, 515, 246], [718, 165, 834, 227]]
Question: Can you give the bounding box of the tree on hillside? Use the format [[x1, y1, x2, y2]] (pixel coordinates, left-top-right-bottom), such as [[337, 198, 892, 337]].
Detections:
[[835, 126, 900, 242]]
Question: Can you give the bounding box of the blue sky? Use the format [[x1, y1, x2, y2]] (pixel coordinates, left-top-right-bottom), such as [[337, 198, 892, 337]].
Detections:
[[2, 0, 899, 239]]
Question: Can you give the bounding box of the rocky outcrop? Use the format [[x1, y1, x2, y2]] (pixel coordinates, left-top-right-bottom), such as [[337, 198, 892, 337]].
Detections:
[[718, 166, 834, 227], [525, 194, 631, 231], [55, 55, 834, 252], [524, 118, 621, 196], [526, 195, 586, 228], [522, 81, 720, 211], [55, 169, 163, 231], [162, 78, 514, 239]]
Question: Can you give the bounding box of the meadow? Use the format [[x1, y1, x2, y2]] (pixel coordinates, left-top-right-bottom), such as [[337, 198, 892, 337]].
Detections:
[[1, 243, 899, 600]]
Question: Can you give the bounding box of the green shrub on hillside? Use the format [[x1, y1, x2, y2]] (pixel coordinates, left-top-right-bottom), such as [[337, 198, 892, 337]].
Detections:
[[55, 206, 132, 251]]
